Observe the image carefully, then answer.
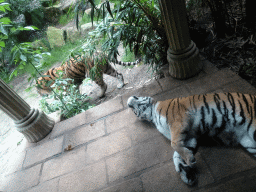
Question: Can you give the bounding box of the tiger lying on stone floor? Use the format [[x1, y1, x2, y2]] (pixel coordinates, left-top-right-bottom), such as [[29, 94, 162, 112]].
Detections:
[[127, 92, 256, 185], [36, 53, 140, 97]]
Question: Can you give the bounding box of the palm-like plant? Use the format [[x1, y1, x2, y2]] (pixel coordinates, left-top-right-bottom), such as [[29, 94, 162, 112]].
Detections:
[[77, 0, 168, 73]]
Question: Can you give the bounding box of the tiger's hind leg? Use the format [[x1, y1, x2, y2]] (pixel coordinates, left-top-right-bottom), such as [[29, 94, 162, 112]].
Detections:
[[172, 137, 198, 185], [239, 133, 256, 158], [104, 63, 124, 89], [173, 151, 197, 185]]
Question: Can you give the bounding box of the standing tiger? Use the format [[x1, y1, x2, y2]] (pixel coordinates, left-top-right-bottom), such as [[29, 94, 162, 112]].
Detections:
[[36, 52, 140, 97], [127, 92, 256, 185]]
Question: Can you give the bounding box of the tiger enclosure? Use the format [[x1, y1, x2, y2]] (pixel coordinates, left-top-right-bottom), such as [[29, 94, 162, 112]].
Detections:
[[1, 0, 256, 122]]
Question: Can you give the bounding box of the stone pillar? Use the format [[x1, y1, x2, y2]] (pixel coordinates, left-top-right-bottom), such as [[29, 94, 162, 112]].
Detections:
[[0, 79, 54, 143], [158, 0, 202, 79]]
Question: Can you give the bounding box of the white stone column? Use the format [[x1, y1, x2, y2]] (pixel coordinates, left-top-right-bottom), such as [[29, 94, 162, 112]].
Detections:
[[0, 79, 54, 143], [159, 0, 202, 79]]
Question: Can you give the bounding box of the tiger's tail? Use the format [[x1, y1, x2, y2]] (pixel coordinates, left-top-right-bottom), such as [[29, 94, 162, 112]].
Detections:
[[112, 58, 141, 66]]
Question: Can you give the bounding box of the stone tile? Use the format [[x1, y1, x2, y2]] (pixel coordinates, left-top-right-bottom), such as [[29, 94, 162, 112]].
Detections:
[[50, 112, 90, 138], [105, 108, 160, 144], [194, 153, 215, 187], [157, 76, 185, 92], [0, 150, 26, 176], [185, 69, 240, 95], [64, 119, 105, 149], [50, 97, 123, 138], [106, 136, 173, 182], [196, 173, 256, 192], [24, 136, 63, 167], [199, 147, 256, 180], [202, 59, 220, 75], [27, 177, 59, 192], [153, 85, 191, 101], [85, 96, 124, 119], [124, 121, 161, 146], [105, 109, 138, 133], [141, 152, 214, 192], [221, 79, 256, 95], [41, 146, 86, 182], [85, 130, 132, 163], [98, 178, 143, 192], [122, 80, 162, 107], [0, 164, 41, 191], [58, 161, 107, 192], [141, 161, 192, 192]]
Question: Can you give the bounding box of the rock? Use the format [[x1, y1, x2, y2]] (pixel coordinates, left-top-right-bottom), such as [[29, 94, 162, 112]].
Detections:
[[31, 39, 49, 51], [46, 26, 66, 49], [84, 2, 114, 15], [80, 23, 96, 36], [60, 0, 77, 12], [48, 110, 62, 123], [65, 27, 81, 43], [44, 5, 62, 24]]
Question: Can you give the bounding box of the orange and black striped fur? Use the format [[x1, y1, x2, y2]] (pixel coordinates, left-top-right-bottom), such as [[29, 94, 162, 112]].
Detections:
[[36, 54, 140, 97], [127, 93, 256, 185]]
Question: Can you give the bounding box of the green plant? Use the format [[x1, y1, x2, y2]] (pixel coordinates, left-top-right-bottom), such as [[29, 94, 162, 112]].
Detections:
[[10, 41, 50, 83], [58, 9, 75, 26], [39, 73, 94, 119], [0, 0, 42, 82], [77, 0, 168, 74], [7, 0, 44, 28], [42, 39, 85, 67]]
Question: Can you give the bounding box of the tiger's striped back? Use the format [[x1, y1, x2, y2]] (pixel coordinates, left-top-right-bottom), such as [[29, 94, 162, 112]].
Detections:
[[156, 92, 256, 143]]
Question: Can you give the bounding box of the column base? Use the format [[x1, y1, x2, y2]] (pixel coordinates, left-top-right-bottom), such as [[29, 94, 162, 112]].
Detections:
[[15, 109, 55, 143], [167, 41, 202, 79]]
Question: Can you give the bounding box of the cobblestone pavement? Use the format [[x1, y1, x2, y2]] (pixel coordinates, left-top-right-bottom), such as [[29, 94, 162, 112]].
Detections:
[[2, 59, 256, 191]]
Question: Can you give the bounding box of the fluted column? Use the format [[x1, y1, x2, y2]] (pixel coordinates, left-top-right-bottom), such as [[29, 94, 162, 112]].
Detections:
[[159, 0, 202, 79], [0, 79, 54, 143]]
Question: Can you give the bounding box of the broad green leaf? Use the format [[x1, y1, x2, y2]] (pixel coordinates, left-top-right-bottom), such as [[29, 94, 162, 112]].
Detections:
[[0, 41, 5, 47], [10, 69, 18, 79], [0, 24, 7, 35], [18, 65, 24, 69], [20, 54, 27, 61], [24, 26, 38, 30], [0, 5, 5, 12], [25, 87, 33, 92], [0, 17, 11, 24]]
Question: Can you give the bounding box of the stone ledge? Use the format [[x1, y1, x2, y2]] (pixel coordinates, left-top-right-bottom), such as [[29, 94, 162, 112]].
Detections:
[[0, 164, 41, 191], [50, 96, 124, 139], [63, 119, 105, 149], [23, 136, 63, 168], [106, 135, 173, 182], [58, 161, 107, 192], [40, 146, 87, 182]]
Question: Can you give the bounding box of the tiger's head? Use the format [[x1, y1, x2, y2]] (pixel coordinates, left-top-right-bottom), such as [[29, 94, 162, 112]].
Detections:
[[127, 96, 154, 122]]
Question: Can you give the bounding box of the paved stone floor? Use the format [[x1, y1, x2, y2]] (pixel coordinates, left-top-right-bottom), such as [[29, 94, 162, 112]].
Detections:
[[1, 59, 256, 191]]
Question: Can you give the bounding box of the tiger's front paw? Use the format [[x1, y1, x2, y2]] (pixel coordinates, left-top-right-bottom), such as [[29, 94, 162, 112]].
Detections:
[[173, 151, 197, 185]]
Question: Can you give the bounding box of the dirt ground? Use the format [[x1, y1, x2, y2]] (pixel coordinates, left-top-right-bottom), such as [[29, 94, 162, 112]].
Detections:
[[0, 45, 155, 160]]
